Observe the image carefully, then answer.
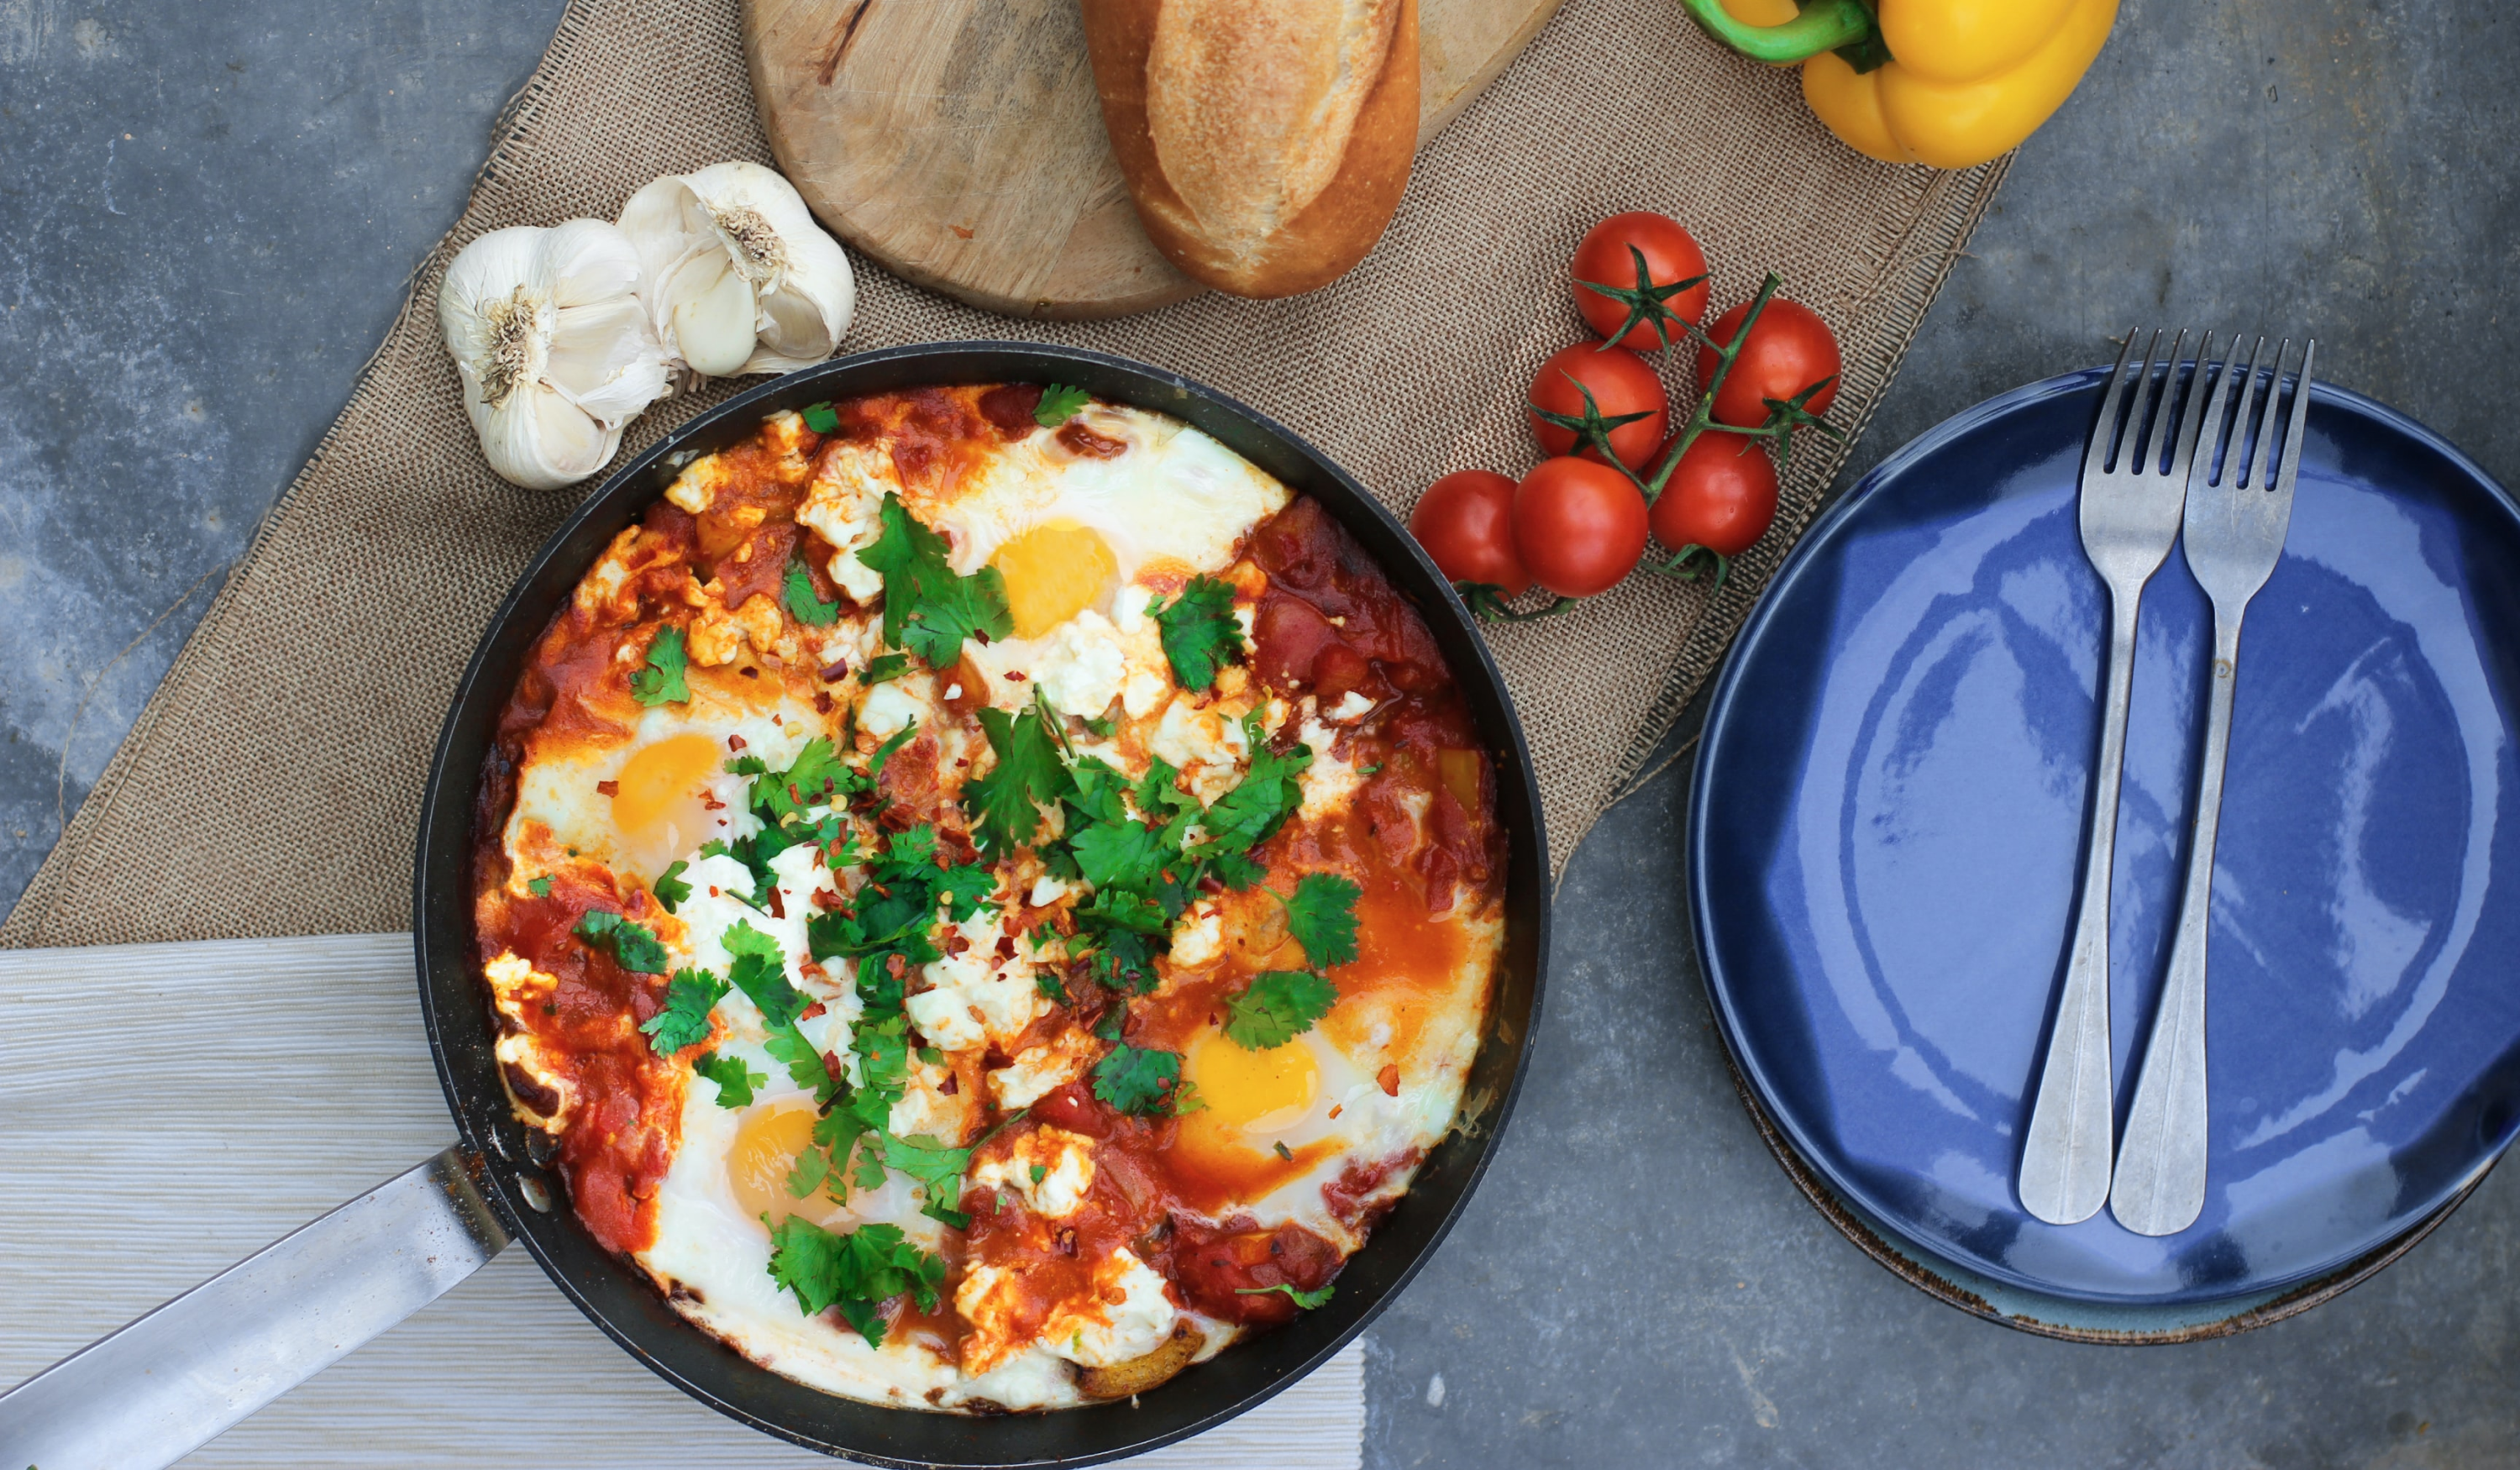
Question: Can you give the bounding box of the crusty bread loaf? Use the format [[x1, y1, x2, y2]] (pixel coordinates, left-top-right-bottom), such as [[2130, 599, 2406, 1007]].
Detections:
[[1080, 0, 1419, 299]]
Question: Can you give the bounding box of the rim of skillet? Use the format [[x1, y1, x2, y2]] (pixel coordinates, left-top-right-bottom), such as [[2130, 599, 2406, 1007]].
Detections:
[[412, 341, 1551, 1467], [1687, 362, 2520, 1314]]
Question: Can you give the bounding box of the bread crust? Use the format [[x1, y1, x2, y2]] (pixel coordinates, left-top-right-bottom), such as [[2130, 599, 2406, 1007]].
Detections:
[[1082, 0, 1419, 299]]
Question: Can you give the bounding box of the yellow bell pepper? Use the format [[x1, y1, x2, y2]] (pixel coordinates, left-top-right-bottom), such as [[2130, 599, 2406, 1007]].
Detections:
[[1682, 0, 2118, 170]]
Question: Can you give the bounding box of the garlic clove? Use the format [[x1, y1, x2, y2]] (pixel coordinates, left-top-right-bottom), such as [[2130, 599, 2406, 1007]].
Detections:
[[438, 219, 669, 491], [669, 255, 760, 378], [617, 160, 855, 378]]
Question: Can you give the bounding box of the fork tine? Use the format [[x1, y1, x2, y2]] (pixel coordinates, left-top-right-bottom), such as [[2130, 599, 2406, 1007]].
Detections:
[[2188, 334, 2245, 489], [2133, 328, 2190, 475], [2271, 340, 2318, 496], [2215, 337, 2269, 489], [2164, 331, 2218, 478], [2084, 328, 2150, 479], [2240, 339, 2292, 490]]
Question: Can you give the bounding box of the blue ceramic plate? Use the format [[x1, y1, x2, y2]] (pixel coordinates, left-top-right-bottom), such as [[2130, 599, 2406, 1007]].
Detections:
[[1691, 365, 2520, 1305]]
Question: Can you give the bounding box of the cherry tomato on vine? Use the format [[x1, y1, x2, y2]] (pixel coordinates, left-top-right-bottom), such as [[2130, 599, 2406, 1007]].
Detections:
[[1527, 344, 1667, 470], [1650, 434, 1778, 559], [1410, 470, 1530, 596], [1512, 457, 1649, 598], [1696, 297, 1842, 428], [1571, 213, 1711, 351]]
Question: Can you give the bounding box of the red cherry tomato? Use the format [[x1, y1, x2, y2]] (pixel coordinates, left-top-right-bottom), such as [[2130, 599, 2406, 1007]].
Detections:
[[1696, 297, 1842, 428], [1570, 213, 1710, 351], [1650, 434, 1778, 559], [1527, 344, 1667, 470], [1410, 470, 1530, 596], [1512, 457, 1650, 598]]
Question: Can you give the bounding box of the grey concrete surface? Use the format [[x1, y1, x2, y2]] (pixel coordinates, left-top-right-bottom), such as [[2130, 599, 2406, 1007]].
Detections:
[[5, 0, 2517, 1464]]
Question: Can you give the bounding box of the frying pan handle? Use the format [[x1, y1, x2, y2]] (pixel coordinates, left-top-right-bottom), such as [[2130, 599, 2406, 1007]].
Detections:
[[0, 1144, 510, 1469]]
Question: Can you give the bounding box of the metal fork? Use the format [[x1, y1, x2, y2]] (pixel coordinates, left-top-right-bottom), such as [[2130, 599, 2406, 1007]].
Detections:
[[2109, 337, 2317, 1236], [2019, 329, 2215, 1226]]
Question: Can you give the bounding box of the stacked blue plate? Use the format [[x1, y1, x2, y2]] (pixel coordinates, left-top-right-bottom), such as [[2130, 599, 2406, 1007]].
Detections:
[[1690, 365, 2520, 1336]]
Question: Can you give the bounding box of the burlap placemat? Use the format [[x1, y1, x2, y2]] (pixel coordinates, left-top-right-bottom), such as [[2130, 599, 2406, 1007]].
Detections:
[[2, 0, 2004, 948]]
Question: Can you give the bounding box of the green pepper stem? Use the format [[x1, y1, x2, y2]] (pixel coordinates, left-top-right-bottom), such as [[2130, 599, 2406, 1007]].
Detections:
[[1677, 0, 1877, 65]]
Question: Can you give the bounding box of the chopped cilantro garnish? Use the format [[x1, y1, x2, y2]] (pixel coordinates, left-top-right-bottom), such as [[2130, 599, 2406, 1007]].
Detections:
[[966, 701, 1073, 858], [1222, 969, 1339, 1050], [691, 1049, 765, 1107], [860, 651, 911, 685], [1151, 575, 1245, 692], [764, 1020, 838, 1103], [630, 625, 690, 706], [1236, 1283, 1334, 1309], [574, 910, 669, 974], [639, 967, 728, 1053], [1191, 713, 1313, 864], [883, 1133, 974, 1228], [1273, 1140, 1294, 1162], [1081, 713, 1117, 738], [744, 736, 858, 823], [1094, 1043, 1191, 1116], [526, 875, 554, 898], [801, 402, 840, 434], [869, 720, 918, 780], [783, 560, 841, 627], [651, 860, 691, 912], [1034, 382, 1091, 427], [764, 1217, 945, 1346], [1029, 1163, 1049, 1184], [1284, 872, 1362, 969], [858, 495, 1011, 669], [722, 919, 809, 1027]]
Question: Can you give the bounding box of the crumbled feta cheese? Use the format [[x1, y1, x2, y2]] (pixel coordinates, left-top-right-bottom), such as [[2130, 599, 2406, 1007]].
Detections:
[[1030, 611, 1128, 719], [1168, 905, 1224, 968], [1326, 690, 1375, 722], [1044, 1250, 1178, 1368], [858, 680, 925, 739], [1029, 874, 1073, 907], [970, 1126, 1097, 1218], [990, 1034, 1093, 1109], [665, 452, 732, 513]]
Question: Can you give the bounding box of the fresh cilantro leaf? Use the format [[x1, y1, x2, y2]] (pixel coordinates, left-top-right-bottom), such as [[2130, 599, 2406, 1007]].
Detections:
[[764, 1217, 946, 1345], [526, 875, 554, 898], [869, 720, 918, 779], [1029, 1163, 1049, 1184], [630, 625, 690, 706], [748, 736, 855, 822], [1194, 714, 1314, 859], [860, 652, 911, 685], [1151, 575, 1245, 692], [801, 401, 840, 434], [1236, 1283, 1335, 1310], [1284, 873, 1362, 969], [786, 1139, 837, 1199], [1081, 713, 1117, 738], [575, 910, 669, 974], [692, 1049, 765, 1107], [784, 560, 841, 626], [1084, 927, 1162, 995], [1222, 969, 1339, 1050], [966, 702, 1073, 858], [1069, 818, 1165, 894], [1094, 1044, 1188, 1116], [1208, 851, 1268, 891], [1036, 969, 1067, 1001], [764, 1021, 838, 1104], [1034, 382, 1091, 427], [883, 1133, 974, 1228], [858, 496, 1011, 668], [651, 860, 691, 912], [722, 919, 808, 1028], [1273, 1140, 1294, 1162], [640, 967, 728, 1053]]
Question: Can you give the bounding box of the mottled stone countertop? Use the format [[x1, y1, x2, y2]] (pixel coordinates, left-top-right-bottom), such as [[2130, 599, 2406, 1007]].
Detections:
[[4, 0, 2515, 1463]]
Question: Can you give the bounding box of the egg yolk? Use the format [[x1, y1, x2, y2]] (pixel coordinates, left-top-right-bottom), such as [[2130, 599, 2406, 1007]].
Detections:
[[728, 1102, 842, 1226], [1181, 1029, 1319, 1150], [609, 732, 722, 873], [990, 519, 1117, 639]]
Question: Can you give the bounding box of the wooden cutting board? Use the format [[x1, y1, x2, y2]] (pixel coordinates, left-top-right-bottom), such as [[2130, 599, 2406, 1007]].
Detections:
[[743, 0, 1565, 320]]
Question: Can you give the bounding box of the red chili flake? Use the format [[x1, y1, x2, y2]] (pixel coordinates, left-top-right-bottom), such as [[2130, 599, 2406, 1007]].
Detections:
[[800, 1000, 828, 1021], [708, 885, 722, 898], [727, 734, 748, 751], [1378, 1064, 1400, 1097], [1328, 1104, 1343, 1120], [739, 666, 760, 679], [974, 630, 991, 646], [1056, 1228, 1078, 1257], [812, 887, 843, 911], [821, 659, 850, 681], [886, 954, 910, 979], [995, 935, 1016, 961], [814, 691, 834, 713], [939, 1073, 959, 1095], [702, 796, 727, 811], [596, 780, 620, 796], [766, 885, 787, 919], [944, 932, 970, 957], [1006, 670, 1028, 682], [1121, 1011, 1142, 1039]]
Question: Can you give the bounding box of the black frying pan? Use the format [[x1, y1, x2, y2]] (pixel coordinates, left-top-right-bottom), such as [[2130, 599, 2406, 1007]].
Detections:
[[1, 343, 1548, 1470]]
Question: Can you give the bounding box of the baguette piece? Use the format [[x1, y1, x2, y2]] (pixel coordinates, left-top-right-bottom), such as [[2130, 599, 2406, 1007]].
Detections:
[[1080, 0, 1419, 299]]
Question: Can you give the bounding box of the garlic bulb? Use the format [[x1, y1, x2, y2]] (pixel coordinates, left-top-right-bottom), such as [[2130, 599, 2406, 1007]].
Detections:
[[617, 162, 856, 378], [438, 220, 670, 490]]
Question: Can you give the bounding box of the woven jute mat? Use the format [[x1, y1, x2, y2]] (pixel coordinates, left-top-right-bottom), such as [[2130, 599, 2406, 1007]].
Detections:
[[3, 0, 2004, 948]]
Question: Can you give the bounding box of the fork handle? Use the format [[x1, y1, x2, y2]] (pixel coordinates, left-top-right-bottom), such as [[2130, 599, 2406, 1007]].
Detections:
[[2111, 611, 2244, 1235], [2020, 590, 2141, 1225]]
